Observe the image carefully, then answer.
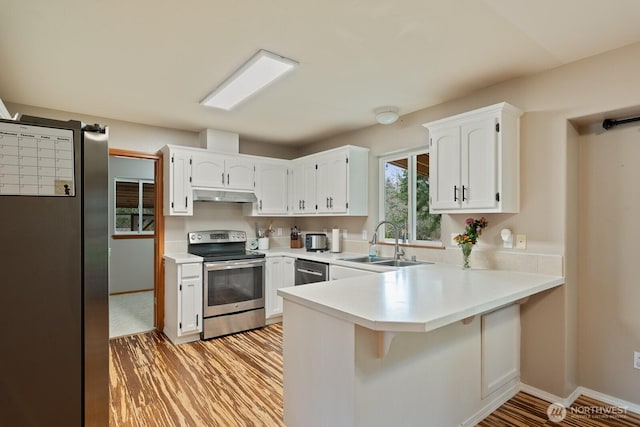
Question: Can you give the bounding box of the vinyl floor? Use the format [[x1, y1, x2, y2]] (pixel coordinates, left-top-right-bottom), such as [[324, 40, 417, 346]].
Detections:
[[109, 291, 154, 338], [109, 323, 639, 426]]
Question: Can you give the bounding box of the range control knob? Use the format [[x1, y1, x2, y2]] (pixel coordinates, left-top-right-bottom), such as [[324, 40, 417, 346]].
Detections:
[[197, 234, 202, 240]]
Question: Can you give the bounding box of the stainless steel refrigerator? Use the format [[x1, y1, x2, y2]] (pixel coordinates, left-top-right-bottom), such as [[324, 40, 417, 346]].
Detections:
[[0, 116, 109, 426]]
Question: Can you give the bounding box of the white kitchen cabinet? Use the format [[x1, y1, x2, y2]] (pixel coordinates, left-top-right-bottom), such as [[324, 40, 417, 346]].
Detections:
[[161, 146, 193, 216], [481, 303, 520, 398], [423, 102, 522, 213], [254, 160, 290, 215], [265, 256, 295, 319], [316, 151, 348, 213], [329, 265, 378, 281], [291, 159, 316, 214], [192, 152, 254, 191], [296, 145, 369, 216], [164, 259, 203, 344]]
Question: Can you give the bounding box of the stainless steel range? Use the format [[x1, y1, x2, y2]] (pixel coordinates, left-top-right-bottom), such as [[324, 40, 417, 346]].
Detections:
[[188, 230, 266, 339]]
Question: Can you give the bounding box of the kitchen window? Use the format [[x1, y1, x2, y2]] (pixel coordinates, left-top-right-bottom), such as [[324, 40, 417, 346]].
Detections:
[[378, 149, 441, 243], [114, 179, 155, 234]]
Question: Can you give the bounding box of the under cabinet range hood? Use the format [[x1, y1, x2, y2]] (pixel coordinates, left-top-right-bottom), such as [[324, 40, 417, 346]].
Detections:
[[192, 187, 257, 203]]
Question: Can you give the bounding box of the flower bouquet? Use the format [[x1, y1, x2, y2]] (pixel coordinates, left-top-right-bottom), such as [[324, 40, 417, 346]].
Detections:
[[453, 217, 488, 269]]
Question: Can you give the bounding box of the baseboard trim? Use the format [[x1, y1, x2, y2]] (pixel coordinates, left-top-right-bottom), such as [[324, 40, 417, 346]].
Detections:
[[576, 386, 640, 414], [518, 383, 580, 407], [461, 383, 519, 427], [519, 383, 640, 414]]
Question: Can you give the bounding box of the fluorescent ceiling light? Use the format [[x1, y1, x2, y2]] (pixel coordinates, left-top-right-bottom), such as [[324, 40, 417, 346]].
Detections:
[[201, 49, 298, 110]]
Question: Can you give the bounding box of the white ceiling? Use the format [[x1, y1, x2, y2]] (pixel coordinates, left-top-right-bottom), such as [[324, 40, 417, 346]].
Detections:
[[2, 0, 640, 145]]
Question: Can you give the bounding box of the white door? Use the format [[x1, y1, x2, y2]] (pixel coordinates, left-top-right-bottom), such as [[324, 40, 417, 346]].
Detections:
[[293, 161, 317, 213], [226, 158, 254, 190], [171, 151, 192, 214], [429, 126, 461, 211], [192, 152, 225, 188], [461, 116, 498, 210], [317, 153, 347, 213], [179, 276, 201, 334], [256, 163, 289, 214]]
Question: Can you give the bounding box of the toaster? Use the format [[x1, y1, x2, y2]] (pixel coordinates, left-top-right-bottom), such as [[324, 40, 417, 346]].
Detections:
[[305, 233, 328, 251]]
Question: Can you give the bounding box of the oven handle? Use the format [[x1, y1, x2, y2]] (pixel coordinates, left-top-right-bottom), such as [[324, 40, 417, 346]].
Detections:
[[205, 259, 265, 271]]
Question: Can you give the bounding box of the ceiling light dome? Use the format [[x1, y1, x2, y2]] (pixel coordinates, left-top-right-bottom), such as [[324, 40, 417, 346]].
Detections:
[[375, 107, 399, 125]]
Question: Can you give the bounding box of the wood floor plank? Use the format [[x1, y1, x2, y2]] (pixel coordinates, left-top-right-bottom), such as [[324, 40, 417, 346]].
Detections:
[[109, 324, 284, 426]]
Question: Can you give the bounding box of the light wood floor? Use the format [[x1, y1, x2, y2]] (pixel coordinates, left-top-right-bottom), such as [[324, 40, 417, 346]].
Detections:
[[110, 324, 639, 426]]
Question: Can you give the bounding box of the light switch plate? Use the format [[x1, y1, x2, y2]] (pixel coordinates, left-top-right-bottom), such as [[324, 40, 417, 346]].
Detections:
[[362, 230, 367, 240], [516, 234, 527, 249], [277, 227, 282, 236], [634, 351, 640, 369]]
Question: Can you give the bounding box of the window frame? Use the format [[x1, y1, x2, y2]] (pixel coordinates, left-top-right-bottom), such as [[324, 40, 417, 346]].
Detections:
[[378, 148, 442, 246], [114, 178, 155, 236]]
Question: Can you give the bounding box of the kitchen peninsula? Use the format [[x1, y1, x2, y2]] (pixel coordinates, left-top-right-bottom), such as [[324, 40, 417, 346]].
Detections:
[[278, 265, 563, 427]]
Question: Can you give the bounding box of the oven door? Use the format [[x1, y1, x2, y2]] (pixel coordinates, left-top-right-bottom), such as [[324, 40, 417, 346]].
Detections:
[[203, 259, 265, 317]]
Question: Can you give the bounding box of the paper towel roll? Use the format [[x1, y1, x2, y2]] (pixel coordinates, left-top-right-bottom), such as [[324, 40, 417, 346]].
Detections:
[[330, 228, 341, 253]]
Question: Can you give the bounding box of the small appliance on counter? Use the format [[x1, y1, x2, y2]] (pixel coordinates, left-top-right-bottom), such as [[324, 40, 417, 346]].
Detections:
[[305, 233, 328, 252]]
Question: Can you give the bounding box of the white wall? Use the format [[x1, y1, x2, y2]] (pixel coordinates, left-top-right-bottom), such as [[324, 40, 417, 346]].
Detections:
[[109, 157, 154, 294]]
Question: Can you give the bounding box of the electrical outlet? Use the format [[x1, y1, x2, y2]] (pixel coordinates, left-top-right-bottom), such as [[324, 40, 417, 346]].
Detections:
[[634, 352, 640, 369], [362, 230, 367, 240], [343, 229, 348, 239], [277, 227, 282, 236], [516, 234, 527, 249]]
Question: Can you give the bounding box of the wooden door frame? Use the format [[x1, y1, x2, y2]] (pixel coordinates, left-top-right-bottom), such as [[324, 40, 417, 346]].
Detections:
[[109, 148, 165, 331]]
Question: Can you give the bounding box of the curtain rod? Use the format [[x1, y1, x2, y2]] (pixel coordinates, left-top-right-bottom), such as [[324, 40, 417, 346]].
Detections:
[[602, 115, 640, 130]]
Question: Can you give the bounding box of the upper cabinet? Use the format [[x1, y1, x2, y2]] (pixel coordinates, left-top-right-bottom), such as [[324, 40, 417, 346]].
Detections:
[[162, 144, 369, 217], [254, 159, 290, 215], [161, 146, 193, 216], [192, 152, 254, 191], [292, 146, 369, 216], [423, 102, 522, 214]]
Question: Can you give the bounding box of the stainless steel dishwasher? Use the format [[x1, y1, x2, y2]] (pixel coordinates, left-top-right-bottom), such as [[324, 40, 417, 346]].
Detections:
[[294, 259, 329, 285]]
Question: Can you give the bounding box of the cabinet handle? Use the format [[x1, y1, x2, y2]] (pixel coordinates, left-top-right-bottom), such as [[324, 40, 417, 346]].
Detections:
[[462, 185, 467, 201], [227, 173, 230, 185], [196, 314, 199, 327], [454, 185, 458, 202], [299, 200, 302, 209], [302, 200, 305, 209], [259, 200, 263, 210], [329, 197, 333, 208], [326, 197, 329, 208], [185, 196, 188, 208], [221, 172, 225, 185]]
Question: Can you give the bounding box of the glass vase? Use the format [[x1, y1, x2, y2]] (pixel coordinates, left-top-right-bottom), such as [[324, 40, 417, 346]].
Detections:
[[460, 243, 473, 270]]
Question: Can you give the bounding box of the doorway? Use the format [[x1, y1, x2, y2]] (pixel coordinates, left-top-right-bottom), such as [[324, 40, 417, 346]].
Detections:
[[108, 149, 164, 337]]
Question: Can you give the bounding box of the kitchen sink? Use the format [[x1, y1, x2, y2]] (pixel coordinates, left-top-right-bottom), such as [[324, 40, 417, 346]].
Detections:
[[338, 256, 432, 268], [370, 259, 432, 267], [338, 256, 395, 263]]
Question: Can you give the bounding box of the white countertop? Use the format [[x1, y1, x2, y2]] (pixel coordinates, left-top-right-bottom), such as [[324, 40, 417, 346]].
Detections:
[[163, 253, 203, 264], [278, 264, 564, 333]]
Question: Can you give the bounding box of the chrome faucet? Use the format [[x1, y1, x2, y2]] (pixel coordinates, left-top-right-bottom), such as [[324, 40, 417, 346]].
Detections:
[[372, 220, 405, 260]]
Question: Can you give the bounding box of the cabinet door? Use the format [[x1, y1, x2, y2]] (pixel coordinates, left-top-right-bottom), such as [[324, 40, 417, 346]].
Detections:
[[192, 152, 225, 188], [317, 153, 347, 213], [179, 276, 202, 335], [292, 161, 317, 214], [330, 265, 377, 280], [256, 163, 289, 214], [226, 158, 254, 190], [461, 116, 498, 210], [266, 257, 284, 318], [170, 150, 192, 215], [429, 126, 461, 211]]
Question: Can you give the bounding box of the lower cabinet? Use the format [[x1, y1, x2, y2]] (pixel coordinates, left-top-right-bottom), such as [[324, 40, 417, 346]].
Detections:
[[266, 256, 295, 319], [329, 265, 378, 280], [164, 259, 203, 344], [481, 303, 520, 398]]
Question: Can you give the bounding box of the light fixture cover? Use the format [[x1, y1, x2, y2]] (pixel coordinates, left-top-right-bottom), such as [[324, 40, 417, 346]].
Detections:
[[201, 49, 298, 110], [375, 107, 399, 125]]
